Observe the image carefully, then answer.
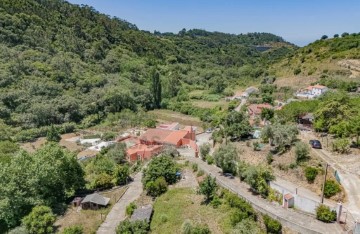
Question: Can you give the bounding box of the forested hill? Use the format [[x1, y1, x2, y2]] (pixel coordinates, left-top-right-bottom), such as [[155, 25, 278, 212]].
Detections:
[[0, 0, 294, 139], [271, 33, 360, 77]]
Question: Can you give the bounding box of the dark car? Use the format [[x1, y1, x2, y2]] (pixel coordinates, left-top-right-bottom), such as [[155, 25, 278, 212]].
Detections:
[[223, 173, 234, 179], [310, 140, 322, 149]]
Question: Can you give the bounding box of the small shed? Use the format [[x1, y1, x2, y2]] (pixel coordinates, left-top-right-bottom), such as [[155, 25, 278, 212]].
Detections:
[[298, 113, 314, 127], [72, 197, 83, 207], [283, 193, 294, 209], [81, 193, 110, 210], [130, 205, 153, 223]]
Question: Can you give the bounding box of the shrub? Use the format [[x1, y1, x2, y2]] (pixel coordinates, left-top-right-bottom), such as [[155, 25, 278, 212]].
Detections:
[[266, 153, 273, 165], [126, 202, 137, 216], [102, 132, 116, 141], [146, 176, 168, 197], [206, 155, 214, 165], [22, 205, 56, 234], [304, 167, 318, 183], [62, 225, 83, 234], [289, 163, 297, 169], [253, 142, 261, 151], [210, 196, 222, 208], [181, 220, 210, 234], [197, 169, 205, 177], [294, 68, 301, 75], [295, 142, 310, 164], [263, 214, 282, 233], [116, 220, 149, 234], [332, 138, 350, 154], [192, 163, 198, 172], [198, 175, 217, 202], [200, 143, 211, 160], [316, 204, 336, 223], [230, 209, 249, 226], [324, 180, 341, 198]]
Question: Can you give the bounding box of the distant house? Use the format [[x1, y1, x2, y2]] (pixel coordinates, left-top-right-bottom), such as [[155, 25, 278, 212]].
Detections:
[[247, 103, 273, 116], [130, 205, 153, 223], [81, 193, 110, 210], [225, 87, 258, 101], [296, 85, 329, 99]]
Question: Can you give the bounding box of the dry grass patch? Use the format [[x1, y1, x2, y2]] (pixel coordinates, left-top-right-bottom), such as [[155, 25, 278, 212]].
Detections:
[[55, 186, 128, 233]]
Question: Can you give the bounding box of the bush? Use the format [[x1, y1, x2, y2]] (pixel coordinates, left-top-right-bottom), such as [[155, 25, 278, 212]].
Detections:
[[102, 132, 116, 141], [266, 153, 273, 165], [294, 68, 301, 75], [197, 169, 205, 177], [192, 163, 198, 172], [210, 196, 222, 208], [200, 143, 211, 160], [22, 205, 56, 234], [324, 180, 341, 198], [126, 202, 137, 216], [181, 220, 210, 234], [146, 176, 168, 197], [332, 138, 350, 154], [206, 155, 214, 165], [198, 175, 217, 202], [230, 209, 249, 226], [116, 220, 149, 234], [263, 214, 282, 233], [62, 225, 83, 234], [316, 204, 336, 223], [304, 167, 318, 183], [295, 142, 310, 164], [253, 142, 261, 151]]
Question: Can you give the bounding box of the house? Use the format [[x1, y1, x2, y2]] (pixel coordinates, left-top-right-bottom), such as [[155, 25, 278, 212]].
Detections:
[[130, 205, 153, 223], [88, 141, 115, 151], [245, 87, 259, 95], [247, 103, 273, 116], [296, 85, 329, 99], [81, 193, 110, 210], [119, 124, 199, 162]]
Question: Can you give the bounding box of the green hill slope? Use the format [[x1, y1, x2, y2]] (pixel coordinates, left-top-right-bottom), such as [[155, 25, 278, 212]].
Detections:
[[0, 0, 294, 137], [271, 34, 360, 78]]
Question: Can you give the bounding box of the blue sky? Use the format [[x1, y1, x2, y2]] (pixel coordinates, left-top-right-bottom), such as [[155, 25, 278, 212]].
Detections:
[[67, 0, 360, 46]]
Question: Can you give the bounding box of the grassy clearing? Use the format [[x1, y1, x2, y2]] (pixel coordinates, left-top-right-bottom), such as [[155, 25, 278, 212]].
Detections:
[[148, 109, 204, 130], [150, 188, 232, 234], [192, 100, 229, 109], [55, 186, 128, 234]]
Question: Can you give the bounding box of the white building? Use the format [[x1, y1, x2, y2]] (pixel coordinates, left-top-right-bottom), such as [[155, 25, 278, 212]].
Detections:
[[295, 85, 329, 99]]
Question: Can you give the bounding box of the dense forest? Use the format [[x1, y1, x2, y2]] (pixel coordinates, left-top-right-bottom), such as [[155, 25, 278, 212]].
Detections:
[[0, 0, 294, 140]]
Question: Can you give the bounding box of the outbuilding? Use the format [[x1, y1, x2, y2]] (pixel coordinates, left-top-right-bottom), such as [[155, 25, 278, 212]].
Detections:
[[81, 193, 110, 210]]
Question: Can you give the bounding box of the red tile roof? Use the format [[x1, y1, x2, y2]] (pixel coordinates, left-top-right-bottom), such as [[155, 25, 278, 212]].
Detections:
[[248, 103, 273, 115], [163, 130, 189, 145], [140, 128, 172, 143]]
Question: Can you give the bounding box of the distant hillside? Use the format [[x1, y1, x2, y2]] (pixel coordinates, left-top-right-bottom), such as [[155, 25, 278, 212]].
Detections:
[[271, 34, 360, 78], [0, 0, 295, 136]]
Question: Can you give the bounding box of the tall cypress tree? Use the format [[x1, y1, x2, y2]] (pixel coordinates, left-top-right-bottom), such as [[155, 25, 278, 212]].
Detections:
[[151, 69, 162, 108]]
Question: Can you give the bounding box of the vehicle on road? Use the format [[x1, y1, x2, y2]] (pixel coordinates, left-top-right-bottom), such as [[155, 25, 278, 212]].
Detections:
[[310, 140, 322, 149], [223, 173, 234, 179]]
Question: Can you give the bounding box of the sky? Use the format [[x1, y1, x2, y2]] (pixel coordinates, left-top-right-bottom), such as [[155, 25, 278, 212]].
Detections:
[[67, 0, 360, 46]]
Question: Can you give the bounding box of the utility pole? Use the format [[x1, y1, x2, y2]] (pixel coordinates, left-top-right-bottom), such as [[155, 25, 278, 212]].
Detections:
[[321, 163, 329, 203]]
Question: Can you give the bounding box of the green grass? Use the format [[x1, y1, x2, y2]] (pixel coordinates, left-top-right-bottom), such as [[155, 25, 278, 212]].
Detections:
[[150, 188, 233, 234]]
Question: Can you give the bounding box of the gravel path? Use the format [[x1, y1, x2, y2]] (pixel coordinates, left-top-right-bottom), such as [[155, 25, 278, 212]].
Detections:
[[97, 172, 143, 234]]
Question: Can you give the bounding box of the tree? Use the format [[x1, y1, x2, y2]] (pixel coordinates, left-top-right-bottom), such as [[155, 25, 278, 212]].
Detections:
[[261, 123, 298, 153], [334, 34, 339, 38], [107, 143, 127, 164], [224, 111, 252, 140], [324, 180, 341, 198], [341, 32, 349, 37], [263, 214, 282, 234], [243, 165, 274, 197], [198, 175, 217, 202], [113, 165, 129, 185], [232, 219, 262, 234], [151, 69, 162, 108], [316, 204, 336, 223], [142, 155, 179, 186], [213, 143, 238, 174], [22, 205, 56, 234], [295, 142, 310, 164], [116, 220, 149, 234], [321, 35, 328, 40], [62, 225, 84, 234], [261, 108, 274, 120], [46, 125, 61, 142], [145, 176, 168, 197], [200, 143, 211, 160]]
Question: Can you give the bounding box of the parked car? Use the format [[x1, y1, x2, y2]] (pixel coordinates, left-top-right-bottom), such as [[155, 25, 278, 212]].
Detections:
[[310, 140, 322, 149], [223, 173, 234, 179]]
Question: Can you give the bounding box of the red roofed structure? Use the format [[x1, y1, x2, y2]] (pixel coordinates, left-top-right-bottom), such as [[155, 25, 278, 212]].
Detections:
[[247, 103, 273, 116], [118, 124, 198, 162]]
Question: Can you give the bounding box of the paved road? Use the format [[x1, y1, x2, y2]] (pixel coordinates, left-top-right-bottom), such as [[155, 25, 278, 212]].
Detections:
[[97, 172, 143, 234], [300, 131, 360, 220], [186, 156, 345, 234]]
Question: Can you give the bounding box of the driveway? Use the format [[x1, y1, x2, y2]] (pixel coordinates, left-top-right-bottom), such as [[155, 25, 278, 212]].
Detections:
[[300, 131, 360, 220], [235, 98, 247, 112], [97, 172, 143, 234]]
